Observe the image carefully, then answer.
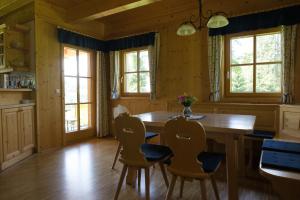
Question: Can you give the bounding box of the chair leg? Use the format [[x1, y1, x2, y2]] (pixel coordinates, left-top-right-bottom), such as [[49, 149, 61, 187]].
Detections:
[[145, 167, 150, 200], [179, 177, 185, 198], [138, 169, 142, 189], [165, 174, 177, 200], [211, 176, 220, 200], [159, 162, 169, 187], [200, 180, 207, 200], [114, 164, 128, 200], [112, 142, 122, 169]]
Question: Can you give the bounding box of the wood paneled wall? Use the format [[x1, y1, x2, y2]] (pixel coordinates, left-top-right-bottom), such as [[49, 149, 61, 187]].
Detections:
[[34, 1, 105, 151], [107, 0, 300, 136]]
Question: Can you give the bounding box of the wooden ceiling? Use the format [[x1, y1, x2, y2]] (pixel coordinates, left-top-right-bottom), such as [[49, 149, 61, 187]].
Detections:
[[44, 0, 300, 25], [45, 0, 83, 9]]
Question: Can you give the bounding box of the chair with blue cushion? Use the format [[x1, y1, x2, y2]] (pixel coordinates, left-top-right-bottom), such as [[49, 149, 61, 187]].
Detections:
[[164, 116, 224, 200], [114, 113, 171, 200], [111, 105, 159, 169]]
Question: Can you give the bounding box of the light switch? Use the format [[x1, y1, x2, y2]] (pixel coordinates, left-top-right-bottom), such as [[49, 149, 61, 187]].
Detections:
[[55, 89, 60, 94]]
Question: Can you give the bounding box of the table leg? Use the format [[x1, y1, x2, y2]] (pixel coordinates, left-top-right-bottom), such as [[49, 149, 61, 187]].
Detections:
[[226, 133, 238, 200], [126, 167, 137, 187], [238, 135, 246, 177]]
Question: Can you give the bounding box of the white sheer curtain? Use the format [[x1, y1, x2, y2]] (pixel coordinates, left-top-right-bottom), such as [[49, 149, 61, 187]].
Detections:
[[110, 51, 120, 99], [148, 33, 160, 100], [281, 25, 297, 104], [96, 51, 109, 137], [208, 35, 223, 102]]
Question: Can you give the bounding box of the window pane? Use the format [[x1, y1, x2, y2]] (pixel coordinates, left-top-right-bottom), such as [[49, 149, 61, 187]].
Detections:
[[231, 37, 253, 65], [79, 51, 91, 77], [64, 47, 77, 76], [139, 72, 150, 93], [124, 73, 137, 93], [256, 64, 281, 93], [230, 65, 253, 93], [125, 52, 137, 72], [64, 77, 77, 103], [139, 50, 149, 71], [65, 105, 78, 133], [80, 104, 91, 130], [79, 78, 92, 103], [256, 33, 281, 63]]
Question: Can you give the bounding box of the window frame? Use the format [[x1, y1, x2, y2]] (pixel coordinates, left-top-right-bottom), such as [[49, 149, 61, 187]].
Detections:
[[224, 27, 282, 98], [120, 47, 151, 97]]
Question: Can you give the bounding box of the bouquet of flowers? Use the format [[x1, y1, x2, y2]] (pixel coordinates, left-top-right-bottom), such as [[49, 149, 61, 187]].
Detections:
[[177, 93, 198, 107]]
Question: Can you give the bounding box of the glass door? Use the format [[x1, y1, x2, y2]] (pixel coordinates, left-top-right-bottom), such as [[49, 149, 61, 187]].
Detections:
[[63, 46, 94, 142]]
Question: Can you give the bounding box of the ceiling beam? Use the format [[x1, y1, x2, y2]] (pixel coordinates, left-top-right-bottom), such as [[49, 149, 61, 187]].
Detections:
[[66, 0, 162, 23], [0, 0, 33, 17]]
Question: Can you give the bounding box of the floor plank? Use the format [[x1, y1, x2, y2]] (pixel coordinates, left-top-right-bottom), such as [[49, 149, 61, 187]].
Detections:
[[0, 138, 279, 200]]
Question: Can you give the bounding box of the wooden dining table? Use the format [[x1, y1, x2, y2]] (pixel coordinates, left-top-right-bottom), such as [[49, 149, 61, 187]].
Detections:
[[134, 111, 256, 200]]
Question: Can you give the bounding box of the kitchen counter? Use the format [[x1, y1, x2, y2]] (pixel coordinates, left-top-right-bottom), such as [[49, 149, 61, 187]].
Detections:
[[0, 103, 35, 109]]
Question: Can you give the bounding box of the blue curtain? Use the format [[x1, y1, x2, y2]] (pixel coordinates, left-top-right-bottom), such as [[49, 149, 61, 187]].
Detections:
[[57, 28, 106, 51], [209, 5, 300, 36], [107, 32, 156, 51], [57, 28, 156, 51]]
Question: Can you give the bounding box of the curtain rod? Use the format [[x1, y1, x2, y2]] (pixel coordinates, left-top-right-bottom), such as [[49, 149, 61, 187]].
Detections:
[[228, 3, 300, 18]]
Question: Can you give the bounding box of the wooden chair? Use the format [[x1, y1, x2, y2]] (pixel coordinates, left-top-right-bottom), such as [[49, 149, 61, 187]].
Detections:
[[114, 113, 172, 200], [111, 105, 158, 169], [164, 116, 224, 200]]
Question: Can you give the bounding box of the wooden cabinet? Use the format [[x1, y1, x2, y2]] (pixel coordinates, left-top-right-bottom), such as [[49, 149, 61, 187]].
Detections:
[[0, 105, 35, 170], [279, 105, 300, 141], [20, 106, 34, 151], [1, 108, 21, 161], [0, 23, 31, 73]]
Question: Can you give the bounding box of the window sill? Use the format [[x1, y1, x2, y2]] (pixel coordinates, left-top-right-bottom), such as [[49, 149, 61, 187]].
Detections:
[[220, 96, 282, 104], [114, 96, 150, 100]]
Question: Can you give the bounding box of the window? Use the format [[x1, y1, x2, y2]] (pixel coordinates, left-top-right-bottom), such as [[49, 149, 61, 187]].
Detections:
[[121, 48, 150, 96], [225, 28, 282, 96], [63, 46, 94, 133]]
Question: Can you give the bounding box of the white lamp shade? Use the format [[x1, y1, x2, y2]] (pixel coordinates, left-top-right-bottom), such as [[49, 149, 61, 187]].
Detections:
[[207, 15, 229, 28], [176, 22, 197, 36]]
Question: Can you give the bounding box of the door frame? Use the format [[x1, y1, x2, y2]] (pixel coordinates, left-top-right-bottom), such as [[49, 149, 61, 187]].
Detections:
[[61, 44, 96, 145]]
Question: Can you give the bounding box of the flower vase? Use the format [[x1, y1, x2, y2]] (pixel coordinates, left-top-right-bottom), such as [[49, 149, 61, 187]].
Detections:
[[183, 106, 192, 117]]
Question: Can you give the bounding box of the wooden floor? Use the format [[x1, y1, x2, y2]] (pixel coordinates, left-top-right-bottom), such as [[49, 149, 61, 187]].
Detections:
[[0, 138, 278, 200]]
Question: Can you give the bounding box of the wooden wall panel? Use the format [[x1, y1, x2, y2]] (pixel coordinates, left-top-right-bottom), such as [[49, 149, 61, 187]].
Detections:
[[35, 18, 63, 151], [105, 0, 300, 104], [107, 0, 300, 136], [34, 1, 105, 151]]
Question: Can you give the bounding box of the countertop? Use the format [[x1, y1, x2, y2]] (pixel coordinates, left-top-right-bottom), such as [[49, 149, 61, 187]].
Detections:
[[0, 103, 35, 109]]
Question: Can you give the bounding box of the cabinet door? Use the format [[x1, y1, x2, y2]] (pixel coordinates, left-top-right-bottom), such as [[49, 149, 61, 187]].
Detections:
[[1, 108, 21, 161], [20, 107, 34, 151]]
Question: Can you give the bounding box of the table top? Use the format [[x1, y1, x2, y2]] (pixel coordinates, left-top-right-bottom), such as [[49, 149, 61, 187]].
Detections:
[[135, 111, 256, 134]]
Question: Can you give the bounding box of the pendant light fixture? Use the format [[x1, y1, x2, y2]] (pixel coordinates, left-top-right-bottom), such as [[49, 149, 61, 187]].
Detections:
[[177, 0, 229, 36]]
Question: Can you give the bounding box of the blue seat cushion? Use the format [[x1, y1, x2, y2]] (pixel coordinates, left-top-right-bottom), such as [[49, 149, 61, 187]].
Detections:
[[141, 143, 172, 162], [197, 152, 224, 173], [261, 150, 300, 172], [145, 131, 159, 140], [247, 130, 275, 139], [262, 139, 300, 154]]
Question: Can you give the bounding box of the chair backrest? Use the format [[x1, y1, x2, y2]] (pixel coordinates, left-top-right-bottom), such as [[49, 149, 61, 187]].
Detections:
[[113, 104, 130, 119], [115, 112, 147, 166], [164, 116, 206, 176]]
